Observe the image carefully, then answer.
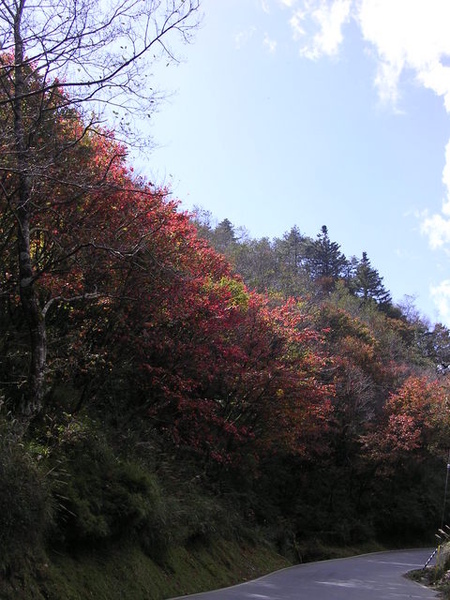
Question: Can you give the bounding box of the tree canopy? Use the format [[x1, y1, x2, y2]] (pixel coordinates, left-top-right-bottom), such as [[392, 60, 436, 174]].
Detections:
[[0, 0, 199, 415]]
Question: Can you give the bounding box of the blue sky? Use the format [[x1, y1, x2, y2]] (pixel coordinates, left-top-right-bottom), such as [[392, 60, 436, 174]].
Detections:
[[136, 0, 450, 327]]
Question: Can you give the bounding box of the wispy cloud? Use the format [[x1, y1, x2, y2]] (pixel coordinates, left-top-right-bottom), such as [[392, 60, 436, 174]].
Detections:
[[276, 0, 298, 7], [431, 280, 450, 324], [263, 33, 278, 53], [289, 0, 352, 59], [234, 26, 257, 50], [282, 1, 450, 106], [421, 141, 450, 250], [260, 0, 270, 14], [357, 0, 450, 108]]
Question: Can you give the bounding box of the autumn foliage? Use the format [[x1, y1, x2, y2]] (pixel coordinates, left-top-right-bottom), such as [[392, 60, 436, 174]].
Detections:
[[0, 67, 334, 470], [2, 55, 450, 573]]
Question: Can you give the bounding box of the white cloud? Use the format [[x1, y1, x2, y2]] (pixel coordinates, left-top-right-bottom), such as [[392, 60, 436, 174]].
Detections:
[[421, 213, 450, 250], [260, 0, 270, 13], [431, 280, 450, 325], [421, 136, 450, 251], [234, 26, 256, 50], [289, 1, 352, 59], [277, 0, 298, 7], [289, 10, 306, 40], [372, 59, 403, 107], [282, 1, 450, 105], [264, 33, 277, 53], [419, 62, 450, 112], [357, 0, 450, 108]]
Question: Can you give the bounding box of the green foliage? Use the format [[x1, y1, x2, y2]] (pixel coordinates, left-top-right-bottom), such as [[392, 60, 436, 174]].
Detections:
[[203, 276, 249, 310], [166, 483, 245, 548], [51, 416, 168, 561], [352, 252, 391, 305], [0, 419, 53, 574], [0, 538, 288, 600]]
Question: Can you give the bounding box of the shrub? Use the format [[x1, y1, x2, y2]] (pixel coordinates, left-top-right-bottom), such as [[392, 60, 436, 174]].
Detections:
[[52, 417, 168, 560], [0, 423, 52, 573]]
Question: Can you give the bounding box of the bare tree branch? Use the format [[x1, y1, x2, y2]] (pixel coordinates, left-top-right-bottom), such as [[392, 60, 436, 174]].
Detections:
[[0, 0, 200, 417]]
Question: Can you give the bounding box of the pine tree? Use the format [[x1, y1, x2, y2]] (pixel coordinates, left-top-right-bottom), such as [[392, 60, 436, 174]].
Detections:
[[304, 225, 348, 292], [352, 252, 391, 305]]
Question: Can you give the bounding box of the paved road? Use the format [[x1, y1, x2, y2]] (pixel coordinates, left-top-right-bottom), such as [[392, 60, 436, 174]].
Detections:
[[173, 549, 439, 600]]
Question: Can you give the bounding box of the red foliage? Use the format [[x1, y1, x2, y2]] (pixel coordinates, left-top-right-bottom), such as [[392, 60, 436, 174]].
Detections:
[[0, 62, 334, 466], [134, 287, 334, 465], [4, 107, 333, 467], [361, 375, 450, 466]]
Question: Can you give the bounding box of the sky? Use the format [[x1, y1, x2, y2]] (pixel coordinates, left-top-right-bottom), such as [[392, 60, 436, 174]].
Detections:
[[136, 0, 450, 327]]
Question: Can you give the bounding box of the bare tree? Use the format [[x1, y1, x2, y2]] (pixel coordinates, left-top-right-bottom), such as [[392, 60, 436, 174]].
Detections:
[[0, 0, 200, 417]]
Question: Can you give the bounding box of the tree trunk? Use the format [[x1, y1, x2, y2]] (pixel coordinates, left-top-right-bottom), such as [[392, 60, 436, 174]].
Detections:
[[17, 210, 46, 417], [14, 1, 46, 417]]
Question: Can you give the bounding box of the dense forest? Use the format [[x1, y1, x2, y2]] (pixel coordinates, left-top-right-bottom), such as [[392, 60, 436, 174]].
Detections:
[[1, 1, 450, 598]]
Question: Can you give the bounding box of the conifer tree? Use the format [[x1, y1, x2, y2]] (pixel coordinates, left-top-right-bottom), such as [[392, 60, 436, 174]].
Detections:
[[304, 225, 348, 292], [352, 252, 391, 305]]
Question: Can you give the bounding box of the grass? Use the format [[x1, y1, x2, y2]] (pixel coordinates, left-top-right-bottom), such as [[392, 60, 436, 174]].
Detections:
[[0, 538, 291, 600]]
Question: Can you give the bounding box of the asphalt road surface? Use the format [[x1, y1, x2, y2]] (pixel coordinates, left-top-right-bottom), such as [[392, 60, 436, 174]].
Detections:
[[173, 549, 439, 600]]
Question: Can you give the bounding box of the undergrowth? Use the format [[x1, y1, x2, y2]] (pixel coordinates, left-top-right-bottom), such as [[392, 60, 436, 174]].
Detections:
[[407, 544, 450, 599], [0, 409, 427, 600]]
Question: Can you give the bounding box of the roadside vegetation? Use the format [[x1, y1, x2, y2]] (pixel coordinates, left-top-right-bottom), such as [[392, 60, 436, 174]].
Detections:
[[408, 544, 450, 598]]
